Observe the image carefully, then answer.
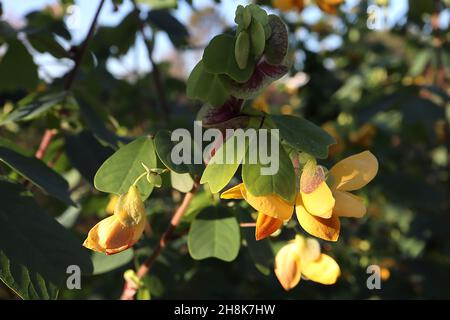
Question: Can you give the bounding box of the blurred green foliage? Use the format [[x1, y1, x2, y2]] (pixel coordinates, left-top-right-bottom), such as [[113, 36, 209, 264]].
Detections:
[[0, 0, 449, 299]]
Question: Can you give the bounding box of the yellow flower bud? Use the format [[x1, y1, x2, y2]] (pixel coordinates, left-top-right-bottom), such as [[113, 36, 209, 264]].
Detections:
[[83, 186, 146, 255]]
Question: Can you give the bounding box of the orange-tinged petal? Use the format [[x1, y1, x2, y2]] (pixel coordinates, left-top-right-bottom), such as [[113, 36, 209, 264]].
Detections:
[[301, 253, 341, 285], [274, 243, 302, 291], [272, 0, 304, 12], [300, 181, 335, 218], [83, 215, 134, 254], [242, 186, 293, 220], [220, 183, 244, 199], [296, 198, 340, 241], [255, 213, 283, 240], [317, 2, 338, 14], [333, 190, 366, 218], [330, 151, 378, 191]]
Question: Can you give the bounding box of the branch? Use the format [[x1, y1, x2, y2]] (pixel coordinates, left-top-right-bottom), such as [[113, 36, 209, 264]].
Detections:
[[240, 222, 256, 228], [120, 184, 198, 300], [64, 0, 106, 91], [34, 0, 106, 161], [131, 0, 170, 121], [35, 129, 57, 159]]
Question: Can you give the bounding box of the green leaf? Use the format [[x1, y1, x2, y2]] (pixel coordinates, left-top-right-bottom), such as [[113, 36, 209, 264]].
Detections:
[[155, 130, 190, 174], [182, 190, 215, 223], [271, 115, 336, 159], [26, 33, 68, 58], [0, 147, 77, 207], [188, 206, 240, 262], [203, 34, 254, 83], [170, 171, 194, 193], [0, 91, 66, 126], [91, 249, 134, 275], [64, 130, 114, 183], [241, 131, 296, 203], [94, 136, 157, 199], [0, 39, 38, 92], [187, 60, 229, 106], [200, 132, 248, 194], [76, 95, 123, 148], [0, 181, 92, 300], [147, 10, 188, 47], [138, 0, 177, 10]]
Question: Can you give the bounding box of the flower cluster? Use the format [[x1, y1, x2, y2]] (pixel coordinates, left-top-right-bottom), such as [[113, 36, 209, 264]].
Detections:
[[222, 151, 378, 242], [273, 0, 345, 15]]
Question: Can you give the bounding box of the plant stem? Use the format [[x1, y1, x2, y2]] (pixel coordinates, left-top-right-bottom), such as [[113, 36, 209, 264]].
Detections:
[[34, 0, 106, 161], [120, 184, 198, 300], [35, 129, 57, 159], [240, 222, 256, 228], [132, 172, 148, 187], [131, 0, 170, 122], [64, 0, 106, 91]]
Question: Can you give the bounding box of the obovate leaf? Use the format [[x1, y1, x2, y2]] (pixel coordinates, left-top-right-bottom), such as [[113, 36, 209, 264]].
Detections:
[[0, 180, 92, 300], [270, 115, 336, 159], [94, 136, 157, 200], [188, 206, 240, 262], [0, 147, 77, 207], [170, 171, 194, 193]]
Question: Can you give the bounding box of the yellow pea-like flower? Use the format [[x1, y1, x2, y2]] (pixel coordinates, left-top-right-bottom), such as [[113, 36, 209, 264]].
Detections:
[[272, 0, 305, 12], [83, 185, 146, 255], [316, 0, 345, 15], [275, 235, 340, 290], [222, 151, 377, 242], [296, 151, 378, 242], [221, 183, 294, 221]]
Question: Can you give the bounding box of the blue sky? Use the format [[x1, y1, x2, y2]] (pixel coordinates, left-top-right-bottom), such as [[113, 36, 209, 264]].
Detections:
[[1, 0, 447, 80]]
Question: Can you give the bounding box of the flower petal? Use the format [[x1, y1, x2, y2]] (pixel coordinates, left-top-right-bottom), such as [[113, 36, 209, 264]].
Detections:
[[255, 213, 283, 240], [300, 181, 335, 218], [330, 151, 378, 191], [274, 243, 302, 291], [302, 253, 341, 285], [83, 215, 136, 255], [333, 190, 366, 218], [296, 198, 340, 242], [242, 186, 293, 220], [300, 237, 321, 263], [220, 183, 244, 199]]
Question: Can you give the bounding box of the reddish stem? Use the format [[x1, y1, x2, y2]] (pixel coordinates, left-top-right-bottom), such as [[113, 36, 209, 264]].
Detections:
[[35, 129, 57, 160]]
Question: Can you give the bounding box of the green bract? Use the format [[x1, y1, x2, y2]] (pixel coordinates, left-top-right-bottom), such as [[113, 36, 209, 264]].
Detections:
[[203, 34, 254, 83]]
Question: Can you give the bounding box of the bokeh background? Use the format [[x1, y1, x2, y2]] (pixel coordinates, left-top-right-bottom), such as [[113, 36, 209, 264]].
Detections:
[[0, 0, 449, 299]]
